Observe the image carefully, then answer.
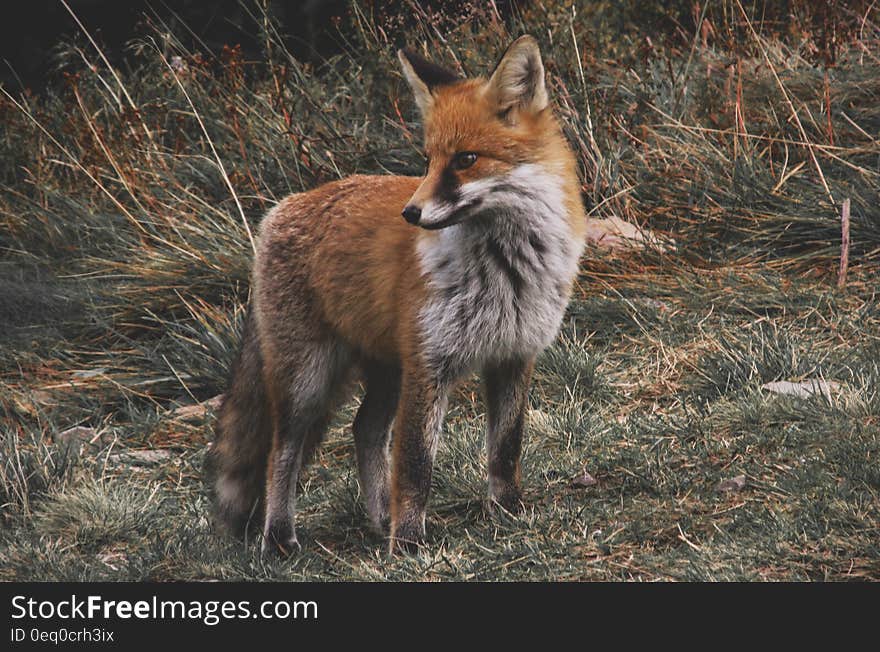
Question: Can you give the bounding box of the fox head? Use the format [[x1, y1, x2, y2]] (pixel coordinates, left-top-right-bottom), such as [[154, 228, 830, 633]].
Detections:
[[398, 36, 577, 230]]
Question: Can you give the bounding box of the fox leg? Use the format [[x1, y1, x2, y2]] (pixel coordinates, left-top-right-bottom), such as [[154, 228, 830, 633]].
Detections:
[[483, 357, 534, 513], [261, 341, 349, 556], [353, 361, 401, 532], [389, 369, 448, 553]]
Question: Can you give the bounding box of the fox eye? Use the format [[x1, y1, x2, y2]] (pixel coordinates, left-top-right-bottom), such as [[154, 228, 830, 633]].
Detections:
[[452, 152, 478, 170]]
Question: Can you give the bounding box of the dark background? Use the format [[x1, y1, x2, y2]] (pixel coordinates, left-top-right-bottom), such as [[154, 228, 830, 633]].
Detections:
[[1, 1, 863, 95], [0, 0, 542, 94], [0, 0, 351, 93]]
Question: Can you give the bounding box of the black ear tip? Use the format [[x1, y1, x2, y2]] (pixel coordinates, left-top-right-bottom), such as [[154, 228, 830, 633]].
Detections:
[[398, 49, 414, 68], [399, 48, 428, 66], [399, 49, 461, 88]]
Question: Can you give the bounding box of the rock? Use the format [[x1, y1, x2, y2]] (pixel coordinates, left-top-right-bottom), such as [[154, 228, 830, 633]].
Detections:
[[633, 297, 671, 312], [110, 449, 172, 466], [717, 475, 747, 493], [585, 216, 675, 252], [761, 380, 840, 401], [56, 426, 113, 449], [572, 470, 598, 488], [71, 367, 108, 379], [57, 426, 98, 444], [170, 395, 223, 422]]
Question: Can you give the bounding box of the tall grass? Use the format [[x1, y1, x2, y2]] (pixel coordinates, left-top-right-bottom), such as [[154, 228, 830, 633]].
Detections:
[[2, 2, 878, 406]]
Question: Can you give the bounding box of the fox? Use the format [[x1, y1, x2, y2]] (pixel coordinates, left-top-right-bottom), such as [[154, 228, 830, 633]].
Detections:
[[207, 35, 587, 555]]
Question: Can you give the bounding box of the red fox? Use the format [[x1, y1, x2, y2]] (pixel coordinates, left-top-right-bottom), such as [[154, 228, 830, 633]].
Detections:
[[207, 35, 587, 555]]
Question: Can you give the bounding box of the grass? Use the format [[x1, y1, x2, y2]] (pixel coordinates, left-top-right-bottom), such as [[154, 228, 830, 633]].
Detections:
[[1, 1, 878, 581]]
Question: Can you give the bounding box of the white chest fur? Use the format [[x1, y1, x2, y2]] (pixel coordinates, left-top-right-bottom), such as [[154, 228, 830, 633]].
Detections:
[[416, 164, 584, 378]]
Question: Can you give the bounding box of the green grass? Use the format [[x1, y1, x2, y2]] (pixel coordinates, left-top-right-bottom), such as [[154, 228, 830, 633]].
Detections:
[[1, 1, 878, 581]]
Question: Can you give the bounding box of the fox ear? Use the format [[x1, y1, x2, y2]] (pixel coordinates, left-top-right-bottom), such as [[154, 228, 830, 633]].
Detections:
[[487, 35, 548, 118], [398, 49, 460, 115]]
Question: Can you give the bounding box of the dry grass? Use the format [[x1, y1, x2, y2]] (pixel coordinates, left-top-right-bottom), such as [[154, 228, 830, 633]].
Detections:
[[0, 1, 878, 581]]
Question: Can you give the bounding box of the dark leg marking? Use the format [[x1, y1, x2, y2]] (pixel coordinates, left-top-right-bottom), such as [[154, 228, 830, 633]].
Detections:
[[483, 357, 534, 514], [353, 361, 401, 532]]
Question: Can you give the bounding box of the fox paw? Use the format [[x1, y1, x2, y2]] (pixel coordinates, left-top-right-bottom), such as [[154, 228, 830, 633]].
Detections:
[[489, 486, 524, 515], [366, 489, 391, 535], [261, 522, 300, 558], [389, 520, 425, 555]]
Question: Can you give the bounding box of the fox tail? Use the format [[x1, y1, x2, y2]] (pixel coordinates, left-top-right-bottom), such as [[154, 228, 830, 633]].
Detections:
[[205, 308, 271, 539]]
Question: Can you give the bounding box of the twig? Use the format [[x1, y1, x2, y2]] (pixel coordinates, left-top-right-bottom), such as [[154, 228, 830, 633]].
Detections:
[[858, 0, 879, 65], [676, 523, 702, 551], [838, 198, 851, 289]]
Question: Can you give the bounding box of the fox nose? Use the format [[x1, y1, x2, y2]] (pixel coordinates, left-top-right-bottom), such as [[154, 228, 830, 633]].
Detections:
[[402, 204, 422, 225]]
